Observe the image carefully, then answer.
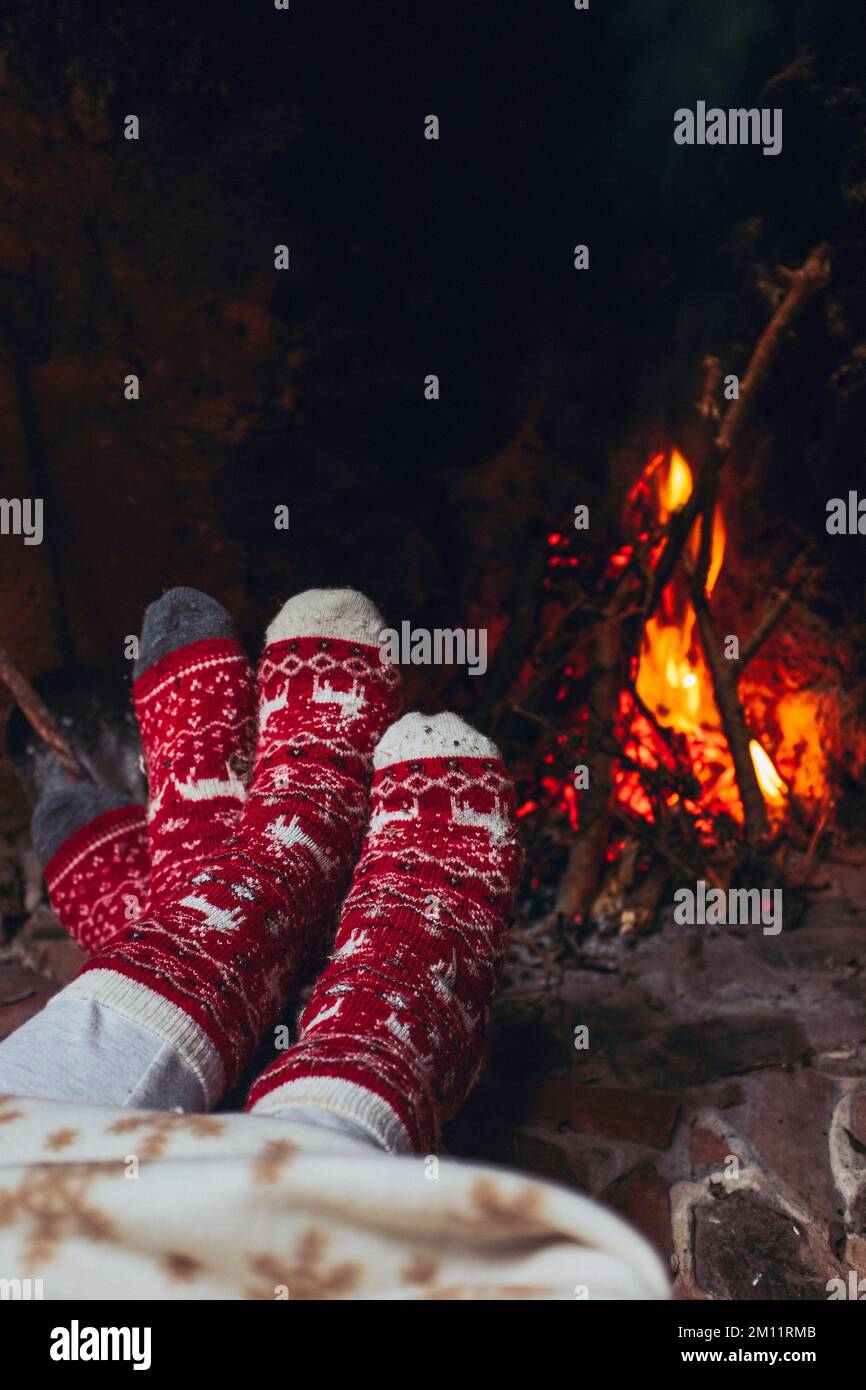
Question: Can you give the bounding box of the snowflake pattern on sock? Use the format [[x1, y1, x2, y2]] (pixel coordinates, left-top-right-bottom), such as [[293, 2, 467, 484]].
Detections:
[[63, 592, 402, 1104], [44, 805, 151, 954], [246, 712, 522, 1152], [134, 636, 257, 899], [39, 632, 255, 956]]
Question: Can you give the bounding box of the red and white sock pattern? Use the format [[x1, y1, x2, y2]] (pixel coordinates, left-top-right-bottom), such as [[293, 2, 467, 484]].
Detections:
[[246, 712, 523, 1153], [38, 633, 255, 955], [60, 591, 402, 1104], [43, 805, 150, 955], [134, 637, 257, 900]]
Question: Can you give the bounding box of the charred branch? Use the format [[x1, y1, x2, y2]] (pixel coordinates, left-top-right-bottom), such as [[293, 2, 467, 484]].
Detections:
[[684, 560, 769, 844], [551, 615, 623, 927], [0, 642, 89, 781], [644, 245, 831, 619]]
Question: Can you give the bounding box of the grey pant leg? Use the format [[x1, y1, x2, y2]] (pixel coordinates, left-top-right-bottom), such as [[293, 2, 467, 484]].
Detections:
[[0, 997, 384, 1144], [0, 997, 207, 1111]]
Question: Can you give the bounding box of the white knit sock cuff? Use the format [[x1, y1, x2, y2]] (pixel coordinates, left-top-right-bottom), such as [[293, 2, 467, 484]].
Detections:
[[374, 711, 502, 770], [266, 589, 386, 648], [249, 1076, 413, 1153], [56, 970, 225, 1107]]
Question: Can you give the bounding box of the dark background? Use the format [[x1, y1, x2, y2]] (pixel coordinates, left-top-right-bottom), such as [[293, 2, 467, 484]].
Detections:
[[1, 0, 864, 825], [2, 5, 866, 1298]]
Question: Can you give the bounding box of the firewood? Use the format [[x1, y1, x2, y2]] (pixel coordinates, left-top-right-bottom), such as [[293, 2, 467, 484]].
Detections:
[[644, 244, 831, 620], [684, 561, 769, 844], [551, 616, 622, 927], [0, 642, 89, 782]]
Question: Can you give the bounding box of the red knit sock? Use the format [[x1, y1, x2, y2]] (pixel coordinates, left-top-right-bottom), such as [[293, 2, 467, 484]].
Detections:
[[246, 712, 522, 1152], [43, 805, 150, 954], [37, 602, 255, 953], [63, 590, 402, 1104], [134, 636, 257, 899]]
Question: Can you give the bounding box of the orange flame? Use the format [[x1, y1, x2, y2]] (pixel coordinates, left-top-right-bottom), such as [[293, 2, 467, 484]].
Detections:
[[629, 448, 787, 821], [749, 739, 787, 802]]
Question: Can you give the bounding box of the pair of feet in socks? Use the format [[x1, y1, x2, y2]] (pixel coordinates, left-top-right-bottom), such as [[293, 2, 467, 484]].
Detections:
[[26, 587, 522, 1153]]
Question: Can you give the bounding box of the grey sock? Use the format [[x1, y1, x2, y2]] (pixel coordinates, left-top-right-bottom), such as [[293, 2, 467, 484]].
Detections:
[[134, 586, 236, 680], [32, 771, 128, 866]]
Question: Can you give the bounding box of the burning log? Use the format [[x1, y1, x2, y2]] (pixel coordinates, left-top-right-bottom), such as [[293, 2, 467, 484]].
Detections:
[[587, 836, 666, 938], [552, 614, 622, 929], [684, 561, 768, 843], [634, 247, 831, 846], [683, 547, 810, 843], [739, 581, 796, 671]]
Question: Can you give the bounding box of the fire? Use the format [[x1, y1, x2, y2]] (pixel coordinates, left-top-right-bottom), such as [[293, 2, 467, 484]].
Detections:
[[774, 691, 827, 802], [628, 448, 786, 821], [659, 448, 692, 519], [749, 739, 787, 803], [521, 444, 828, 846]]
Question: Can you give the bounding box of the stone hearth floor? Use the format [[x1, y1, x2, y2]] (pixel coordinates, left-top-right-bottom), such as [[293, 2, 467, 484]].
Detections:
[[2, 848, 866, 1301]]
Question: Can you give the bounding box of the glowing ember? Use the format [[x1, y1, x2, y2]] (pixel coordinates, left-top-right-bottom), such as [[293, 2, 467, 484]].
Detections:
[[773, 691, 828, 802]]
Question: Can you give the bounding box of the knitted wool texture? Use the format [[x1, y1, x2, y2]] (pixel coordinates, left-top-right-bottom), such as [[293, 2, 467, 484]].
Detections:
[[58, 591, 402, 1104]]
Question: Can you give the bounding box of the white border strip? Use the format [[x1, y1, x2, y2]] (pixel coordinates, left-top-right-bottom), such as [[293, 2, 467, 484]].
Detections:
[[57, 969, 225, 1106], [250, 1075, 413, 1154]]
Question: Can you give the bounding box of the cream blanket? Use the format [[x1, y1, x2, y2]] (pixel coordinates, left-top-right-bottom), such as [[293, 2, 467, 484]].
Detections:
[[0, 1093, 669, 1300]]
